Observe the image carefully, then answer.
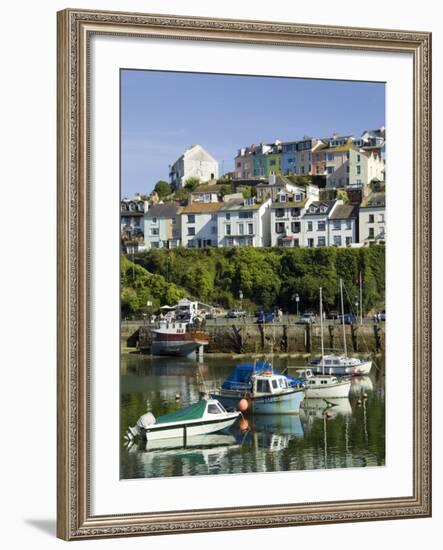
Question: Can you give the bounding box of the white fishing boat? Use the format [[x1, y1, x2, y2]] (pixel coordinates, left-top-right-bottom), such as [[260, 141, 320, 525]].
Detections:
[[126, 398, 239, 442], [308, 279, 372, 376], [295, 368, 351, 399], [209, 361, 306, 415]]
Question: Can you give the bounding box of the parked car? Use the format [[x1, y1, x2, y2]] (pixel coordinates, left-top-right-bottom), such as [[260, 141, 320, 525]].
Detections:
[[377, 310, 386, 321], [226, 309, 246, 319], [297, 312, 316, 324], [326, 310, 339, 320], [338, 313, 357, 325], [256, 311, 275, 324]]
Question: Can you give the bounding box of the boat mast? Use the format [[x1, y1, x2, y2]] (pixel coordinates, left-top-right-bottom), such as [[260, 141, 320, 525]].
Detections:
[[340, 278, 347, 356], [319, 286, 325, 373], [359, 271, 363, 326]]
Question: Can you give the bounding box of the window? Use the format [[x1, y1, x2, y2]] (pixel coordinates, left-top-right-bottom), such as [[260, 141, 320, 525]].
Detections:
[[327, 153, 334, 161], [236, 162, 241, 168], [334, 235, 342, 246], [271, 380, 278, 389], [133, 218, 140, 227], [356, 165, 361, 175], [151, 217, 157, 224], [308, 238, 314, 248], [345, 220, 352, 230], [226, 213, 231, 220], [346, 237, 352, 246], [248, 223, 254, 235], [269, 159, 276, 166], [327, 166, 334, 174], [279, 194, 287, 203], [379, 213, 385, 222], [187, 227, 195, 236], [332, 220, 341, 231], [369, 228, 375, 239], [357, 154, 361, 162], [294, 239, 300, 248], [275, 222, 285, 234], [291, 222, 300, 233], [246, 237, 253, 246], [346, 166, 350, 173], [151, 228, 159, 236], [307, 221, 313, 231], [301, 166, 305, 174], [151, 241, 159, 248], [211, 213, 217, 220], [226, 237, 234, 246], [238, 223, 244, 235], [318, 236, 326, 247], [308, 164, 311, 172], [368, 214, 375, 223], [276, 209, 285, 218], [187, 214, 195, 223], [239, 212, 253, 219], [257, 379, 271, 393], [211, 226, 217, 234], [226, 224, 231, 235], [317, 221, 326, 231], [207, 404, 221, 414]]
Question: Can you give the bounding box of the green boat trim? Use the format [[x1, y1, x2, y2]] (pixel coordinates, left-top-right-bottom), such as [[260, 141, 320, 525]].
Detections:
[[155, 400, 208, 424]]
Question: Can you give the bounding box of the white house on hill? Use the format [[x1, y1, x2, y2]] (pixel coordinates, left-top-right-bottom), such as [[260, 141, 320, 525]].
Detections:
[[169, 144, 219, 190]]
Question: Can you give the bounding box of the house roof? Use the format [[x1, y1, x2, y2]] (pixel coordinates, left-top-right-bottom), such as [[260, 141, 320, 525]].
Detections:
[[256, 174, 301, 189], [220, 199, 262, 212], [303, 200, 337, 216], [181, 202, 225, 214], [145, 203, 180, 218], [322, 138, 358, 153], [330, 204, 358, 219], [361, 192, 386, 208], [191, 184, 219, 193]]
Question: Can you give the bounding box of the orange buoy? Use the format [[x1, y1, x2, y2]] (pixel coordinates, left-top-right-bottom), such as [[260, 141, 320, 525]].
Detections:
[[239, 417, 249, 432], [238, 398, 249, 412]]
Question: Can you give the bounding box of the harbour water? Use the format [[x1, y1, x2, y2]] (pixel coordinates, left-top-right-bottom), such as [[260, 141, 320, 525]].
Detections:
[[120, 354, 385, 479]]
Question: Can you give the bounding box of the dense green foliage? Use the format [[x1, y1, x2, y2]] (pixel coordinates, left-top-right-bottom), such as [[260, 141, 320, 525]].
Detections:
[[153, 180, 172, 199], [129, 246, 385, 315], [121, 254, 186, 317]]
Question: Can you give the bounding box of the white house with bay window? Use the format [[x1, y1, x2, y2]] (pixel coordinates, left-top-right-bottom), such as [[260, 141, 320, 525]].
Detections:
[[217, 198, 271, 247], [270, 196, 313, 247]]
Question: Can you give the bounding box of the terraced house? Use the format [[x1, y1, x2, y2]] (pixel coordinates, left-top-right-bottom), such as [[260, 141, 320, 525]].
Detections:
[[143, 203, 181, 249], [217, 197, 272, 247], [359, 192, 386, 245], [180, 202, 224, 248]]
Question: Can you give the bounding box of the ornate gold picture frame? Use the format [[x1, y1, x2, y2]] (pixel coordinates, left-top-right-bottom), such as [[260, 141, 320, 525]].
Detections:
[[57, 8, 431, 540]]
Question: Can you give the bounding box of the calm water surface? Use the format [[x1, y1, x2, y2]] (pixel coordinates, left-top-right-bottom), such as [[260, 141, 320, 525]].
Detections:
[[120, 355, 385, 479]]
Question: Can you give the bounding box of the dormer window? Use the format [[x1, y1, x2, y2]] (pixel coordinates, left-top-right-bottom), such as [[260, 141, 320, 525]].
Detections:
[[309, 205, 317, 213], [320, 206, 328, 213]]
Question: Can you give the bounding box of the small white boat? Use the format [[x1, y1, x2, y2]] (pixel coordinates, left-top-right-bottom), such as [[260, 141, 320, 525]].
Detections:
[[127, 398, 239, 442], [295, 368, 351, 399]]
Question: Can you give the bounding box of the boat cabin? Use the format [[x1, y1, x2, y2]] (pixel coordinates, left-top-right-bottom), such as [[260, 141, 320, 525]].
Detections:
[[306, 375, 340, 386], [252, 373, 291, 395]]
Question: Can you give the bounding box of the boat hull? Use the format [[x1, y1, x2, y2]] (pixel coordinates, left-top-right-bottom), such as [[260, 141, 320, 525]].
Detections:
[[210, 389, 305, 415], [143, 415, 239, 441], [310, 360, 372, 376], [151, 340, 201, 357], [305, 379, 351, 399]]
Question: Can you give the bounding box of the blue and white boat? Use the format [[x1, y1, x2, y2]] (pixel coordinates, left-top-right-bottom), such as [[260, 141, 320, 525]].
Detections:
[[209, 361, 305, 414]]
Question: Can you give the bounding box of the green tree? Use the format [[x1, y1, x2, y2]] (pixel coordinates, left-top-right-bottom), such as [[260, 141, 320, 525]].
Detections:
[[153, 180, 172, 199]]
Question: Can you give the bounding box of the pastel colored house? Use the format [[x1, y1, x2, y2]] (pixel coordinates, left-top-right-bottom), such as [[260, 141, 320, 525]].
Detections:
[[144, 203, 181, 249], [359, 192, 386, 245]]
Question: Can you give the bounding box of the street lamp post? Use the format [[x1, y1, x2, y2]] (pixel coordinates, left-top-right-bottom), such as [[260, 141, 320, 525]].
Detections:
[[239, 290, 243, 313], [295, 293, 300, 319]]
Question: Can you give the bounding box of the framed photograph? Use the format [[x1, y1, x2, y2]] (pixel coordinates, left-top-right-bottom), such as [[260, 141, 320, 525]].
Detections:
[[57, 8, 431, 540]]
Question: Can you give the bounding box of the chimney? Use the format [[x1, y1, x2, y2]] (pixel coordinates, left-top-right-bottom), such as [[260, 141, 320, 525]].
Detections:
[[269, 172, 276, 185]]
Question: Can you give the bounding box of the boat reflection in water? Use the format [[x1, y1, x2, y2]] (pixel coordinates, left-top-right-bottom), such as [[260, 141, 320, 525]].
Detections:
[[124, 433, 239, 478], [348, 375, 374, 396]]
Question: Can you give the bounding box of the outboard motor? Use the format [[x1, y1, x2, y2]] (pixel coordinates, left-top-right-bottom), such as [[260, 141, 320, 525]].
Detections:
[[125, 411, 156, 441]]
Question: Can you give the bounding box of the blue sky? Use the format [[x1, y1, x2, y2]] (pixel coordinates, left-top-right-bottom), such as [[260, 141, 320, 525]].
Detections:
[[121, 70, 385, 197]]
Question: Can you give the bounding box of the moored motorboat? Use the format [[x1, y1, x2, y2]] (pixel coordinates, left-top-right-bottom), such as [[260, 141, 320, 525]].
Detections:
[[126, 398, 239, 441], [295, 368, 351, 399], [209, 361, 306, 415]]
